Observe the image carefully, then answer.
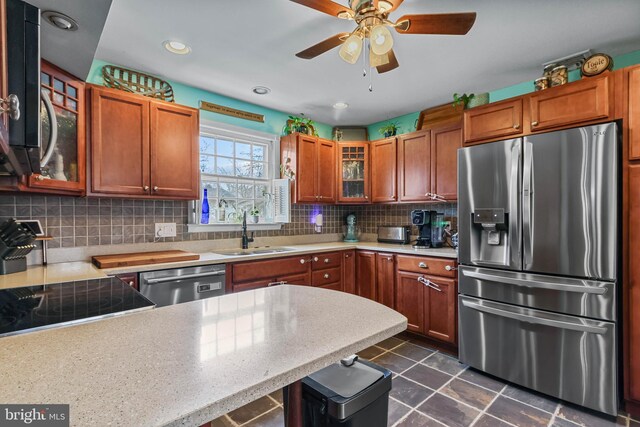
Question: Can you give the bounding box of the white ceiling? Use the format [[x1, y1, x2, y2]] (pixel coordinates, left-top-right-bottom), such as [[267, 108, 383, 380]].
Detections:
[[89, 0, 640, 125]]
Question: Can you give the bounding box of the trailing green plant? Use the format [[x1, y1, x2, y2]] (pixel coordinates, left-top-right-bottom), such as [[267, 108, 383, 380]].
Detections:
[[452, 93, 475, 109], [379, 121, 400, 137], [284, 116, 319, 136], [249, 207, 260, 216]]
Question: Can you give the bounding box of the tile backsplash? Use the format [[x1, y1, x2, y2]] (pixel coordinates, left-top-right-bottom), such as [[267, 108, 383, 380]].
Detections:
[[0, 195, 456, 249]]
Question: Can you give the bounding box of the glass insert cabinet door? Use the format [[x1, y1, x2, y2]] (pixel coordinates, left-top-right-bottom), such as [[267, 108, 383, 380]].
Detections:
[[337, 142, 370, 203], [26, 60, 85, 194]]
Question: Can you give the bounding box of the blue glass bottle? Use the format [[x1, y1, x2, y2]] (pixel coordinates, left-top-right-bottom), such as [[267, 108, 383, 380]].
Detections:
[[201, 188, 210, 224]]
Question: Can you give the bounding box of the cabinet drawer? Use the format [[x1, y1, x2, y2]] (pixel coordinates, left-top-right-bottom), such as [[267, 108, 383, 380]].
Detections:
[[233, 279, 272, 293], [312, 252, 342, 270], [312, 267, 342, 287], [232, 255, 309, 282], [396, 255, 456, 278], [320, 282, 343, 292], [464, 99, 523, 143], [529, 75, 611, 132]]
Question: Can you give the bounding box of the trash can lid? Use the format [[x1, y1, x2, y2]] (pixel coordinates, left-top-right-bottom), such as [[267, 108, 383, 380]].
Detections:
[[307, 360, 384, 398]]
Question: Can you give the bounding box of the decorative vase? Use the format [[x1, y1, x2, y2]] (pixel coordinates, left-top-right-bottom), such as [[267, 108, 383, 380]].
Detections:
[[467, 93, 490, 108], [252, 215, 259, 224]]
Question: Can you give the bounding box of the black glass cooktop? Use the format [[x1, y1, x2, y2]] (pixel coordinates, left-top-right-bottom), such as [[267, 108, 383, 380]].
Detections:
[[0, 277, 154, 337]]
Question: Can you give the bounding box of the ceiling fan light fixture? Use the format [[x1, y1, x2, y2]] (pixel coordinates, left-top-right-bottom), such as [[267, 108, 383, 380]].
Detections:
[[163, 40, 191, 55], [339, 33, 364, 64], [378, 1, 394, 13], [369, 24, 393, 55], [370, 51, 390, 68]]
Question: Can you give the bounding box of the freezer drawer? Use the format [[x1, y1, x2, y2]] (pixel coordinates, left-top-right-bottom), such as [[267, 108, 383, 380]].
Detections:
[[458, 295, 617, 415], [459, 266, 616, 321]]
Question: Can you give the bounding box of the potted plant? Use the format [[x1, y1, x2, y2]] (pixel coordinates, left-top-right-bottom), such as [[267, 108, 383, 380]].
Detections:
[[379, 121, 399, 138], [453, 92, 490, 109], [249, 207, 260, 223], [283, 116, 319, 136]]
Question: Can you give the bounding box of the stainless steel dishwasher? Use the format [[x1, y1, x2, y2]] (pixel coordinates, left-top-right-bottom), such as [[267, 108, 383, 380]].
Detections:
[[139, 264, 226, 307]]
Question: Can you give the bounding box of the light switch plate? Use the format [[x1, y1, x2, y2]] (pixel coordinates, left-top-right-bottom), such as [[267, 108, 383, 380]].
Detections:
[[155, 223, 177, 238]]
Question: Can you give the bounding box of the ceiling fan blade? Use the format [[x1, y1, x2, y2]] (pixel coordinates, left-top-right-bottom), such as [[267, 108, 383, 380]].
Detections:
[[295, 33, 350, 59], [290, 0, 352, 18], [376, 49, 399, 73], [395, 12, 477, 35]]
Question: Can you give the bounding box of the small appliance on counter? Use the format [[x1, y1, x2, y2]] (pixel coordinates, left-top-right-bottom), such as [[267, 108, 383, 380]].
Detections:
[[411, 209, 446, 249], [377, 226, 411, 244], [0, 218, 37, 275], [343, 213, 360, 242]]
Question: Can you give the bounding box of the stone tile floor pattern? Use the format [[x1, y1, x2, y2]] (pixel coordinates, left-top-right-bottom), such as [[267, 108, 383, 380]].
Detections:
[[210, 335, 638, 426]]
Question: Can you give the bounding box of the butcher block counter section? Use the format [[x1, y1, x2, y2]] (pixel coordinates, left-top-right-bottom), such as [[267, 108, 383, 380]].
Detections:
[[91, 250, 200, 268], [0, 285, 407, 427]]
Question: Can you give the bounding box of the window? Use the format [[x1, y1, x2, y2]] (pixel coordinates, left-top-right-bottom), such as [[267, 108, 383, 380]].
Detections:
[[194, 121, 280, 227]]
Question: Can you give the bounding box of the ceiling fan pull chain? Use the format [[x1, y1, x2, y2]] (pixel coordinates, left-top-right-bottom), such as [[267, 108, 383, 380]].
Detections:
[[362, 38, 368, 77]]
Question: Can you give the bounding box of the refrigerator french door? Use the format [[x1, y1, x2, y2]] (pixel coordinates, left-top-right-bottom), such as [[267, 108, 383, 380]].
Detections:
[[457, 122, 619, 415]]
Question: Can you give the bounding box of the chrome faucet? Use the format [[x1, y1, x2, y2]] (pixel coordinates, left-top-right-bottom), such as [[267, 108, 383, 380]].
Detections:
[[241, 211, 254, 250]]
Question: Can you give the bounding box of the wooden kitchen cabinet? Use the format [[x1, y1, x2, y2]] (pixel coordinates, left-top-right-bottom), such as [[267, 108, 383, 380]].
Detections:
[[280, 133, 336, 203], [627, 66, 640, 160], [423, 275, 456, 344], [431, 124, 462, 201], [25, 61, 85, 195], [356, 250, 377, 300], [395, 270, 425, 334], [342, 250, 356, 294], [398, 130, 431, 202], [337, 142, 370, 203], [528, 74, 612, 132], [627, 164, 640, 404], [88, 85, 199, 200], [116, 273, 138, 290], [464, 98, 523, 144], [375, 253, 395, 308], [370, 137, 397, 203]]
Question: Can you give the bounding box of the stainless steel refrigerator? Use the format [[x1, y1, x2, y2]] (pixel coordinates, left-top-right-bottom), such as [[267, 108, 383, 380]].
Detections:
[[457, 122, 619, 415]]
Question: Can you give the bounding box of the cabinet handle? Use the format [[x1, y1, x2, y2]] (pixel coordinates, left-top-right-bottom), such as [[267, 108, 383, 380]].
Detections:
[[445, 265, 457, 271], [268, 281, 285, 287], [324, 258, 330, 263], [143, 185, 149, 191], [128, 281, 134, 286], [300, 258, 313, 264], [313, 256, 319, 262], [387, 257, 392, 261], [324, 273, 330, 279], [418, 262, 428, 269], [345, 254, 350, 258], [365, 196, 368, 199], [418, 276, 442, 292], [0, 94, 20, 121], [425, 192, 432, 197], [514, 124, 520, 129], [153, 186, 159, 191], [531, 121, 539, 127]]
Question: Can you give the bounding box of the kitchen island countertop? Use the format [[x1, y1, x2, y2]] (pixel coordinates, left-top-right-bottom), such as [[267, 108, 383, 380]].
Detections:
[[0, 285, 407, 426]]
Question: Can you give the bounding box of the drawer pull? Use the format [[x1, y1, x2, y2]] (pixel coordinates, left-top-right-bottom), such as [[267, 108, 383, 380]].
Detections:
[[324, 273, 330, 279], [445, 265, 457, 271], [418, 262, 428, 269], [300, 258, 312, 264], [324, 258, 330, 263], [514, 124, 520, 129], [313, 256, 319, 262], [128, 281, 134, 286], [143, 185, 149, 191], [268, 281, 285, 287], [345, 254, 350, 258], [532, 121, 539, 127]]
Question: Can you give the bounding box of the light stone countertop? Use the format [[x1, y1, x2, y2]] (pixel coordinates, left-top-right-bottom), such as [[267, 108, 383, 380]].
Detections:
[[0, 285, 407, 427], [0, 241, 457, 289]]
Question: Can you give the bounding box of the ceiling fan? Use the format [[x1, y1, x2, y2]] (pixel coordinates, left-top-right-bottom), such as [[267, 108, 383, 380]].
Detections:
[[291, 0, 477, 73]]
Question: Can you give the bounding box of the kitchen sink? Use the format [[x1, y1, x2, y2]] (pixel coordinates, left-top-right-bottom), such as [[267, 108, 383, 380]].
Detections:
[[212, 247, 295, 256]]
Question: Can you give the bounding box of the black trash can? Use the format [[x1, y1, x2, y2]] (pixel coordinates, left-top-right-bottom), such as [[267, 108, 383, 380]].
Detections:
[[285, 357, 392, 427]]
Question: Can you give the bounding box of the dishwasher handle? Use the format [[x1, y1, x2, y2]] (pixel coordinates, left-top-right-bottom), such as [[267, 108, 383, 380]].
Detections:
[[144, 270, 225, 284]]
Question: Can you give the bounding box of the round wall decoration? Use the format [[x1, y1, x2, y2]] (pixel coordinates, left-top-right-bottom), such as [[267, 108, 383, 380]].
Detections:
[[581, 53, 613, 77]]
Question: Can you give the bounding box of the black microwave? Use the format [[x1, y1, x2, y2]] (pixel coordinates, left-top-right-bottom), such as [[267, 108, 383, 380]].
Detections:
[[4, 0, 40, 175]]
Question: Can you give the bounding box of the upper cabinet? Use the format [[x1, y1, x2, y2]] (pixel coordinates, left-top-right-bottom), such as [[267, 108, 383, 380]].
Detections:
[[88, 85, 199, 200], [337, 141, 369, 203], [528, 75, 612, 132], [280, 133, 336, 204], [626, 66, 640, 161], [464, 98, 523, 143], [398, 130, 431, 202], [431, 124, 462, 202], [370, 137, 397, 203], [464, 74, 616, 145], [24, 61, 85, 195]]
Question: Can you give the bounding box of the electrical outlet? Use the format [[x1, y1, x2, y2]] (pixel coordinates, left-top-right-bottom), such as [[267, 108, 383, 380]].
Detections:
[[155, 223, 176, 238]]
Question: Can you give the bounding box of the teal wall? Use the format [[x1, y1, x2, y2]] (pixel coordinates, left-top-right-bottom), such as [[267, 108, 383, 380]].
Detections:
[[366, 111, 421, 140], [370, 49, 640, 139], [87, 59, 334, 139]]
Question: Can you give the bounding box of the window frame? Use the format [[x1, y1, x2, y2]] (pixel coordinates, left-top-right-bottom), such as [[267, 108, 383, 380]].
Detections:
[[187, 120, 282, 232]]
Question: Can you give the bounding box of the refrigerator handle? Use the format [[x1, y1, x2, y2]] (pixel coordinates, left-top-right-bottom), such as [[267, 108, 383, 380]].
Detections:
[[522, 140, 533, 269], [509, 141, 522, 268]]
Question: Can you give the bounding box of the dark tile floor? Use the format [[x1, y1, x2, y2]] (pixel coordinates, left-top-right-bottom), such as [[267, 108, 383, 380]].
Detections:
[[210, 335, 637, 426]]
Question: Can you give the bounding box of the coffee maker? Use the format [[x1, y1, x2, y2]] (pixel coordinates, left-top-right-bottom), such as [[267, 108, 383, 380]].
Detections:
[[411, 210, 445, 248]]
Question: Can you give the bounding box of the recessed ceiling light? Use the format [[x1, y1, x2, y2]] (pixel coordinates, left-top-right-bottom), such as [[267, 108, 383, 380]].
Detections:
[[252, 86, 271, 95], [333, 102, 349, 110], [163, 40, 191, 55], [42, 11, 78, 31]]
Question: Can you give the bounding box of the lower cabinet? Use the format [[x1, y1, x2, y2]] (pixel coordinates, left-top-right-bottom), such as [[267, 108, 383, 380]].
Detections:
[[395, 271, 425, 334], [356, 250, 377, 300], [375, 253, 395, 309], [343, 250, 356, 294], [115, 273, 138, 290]]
